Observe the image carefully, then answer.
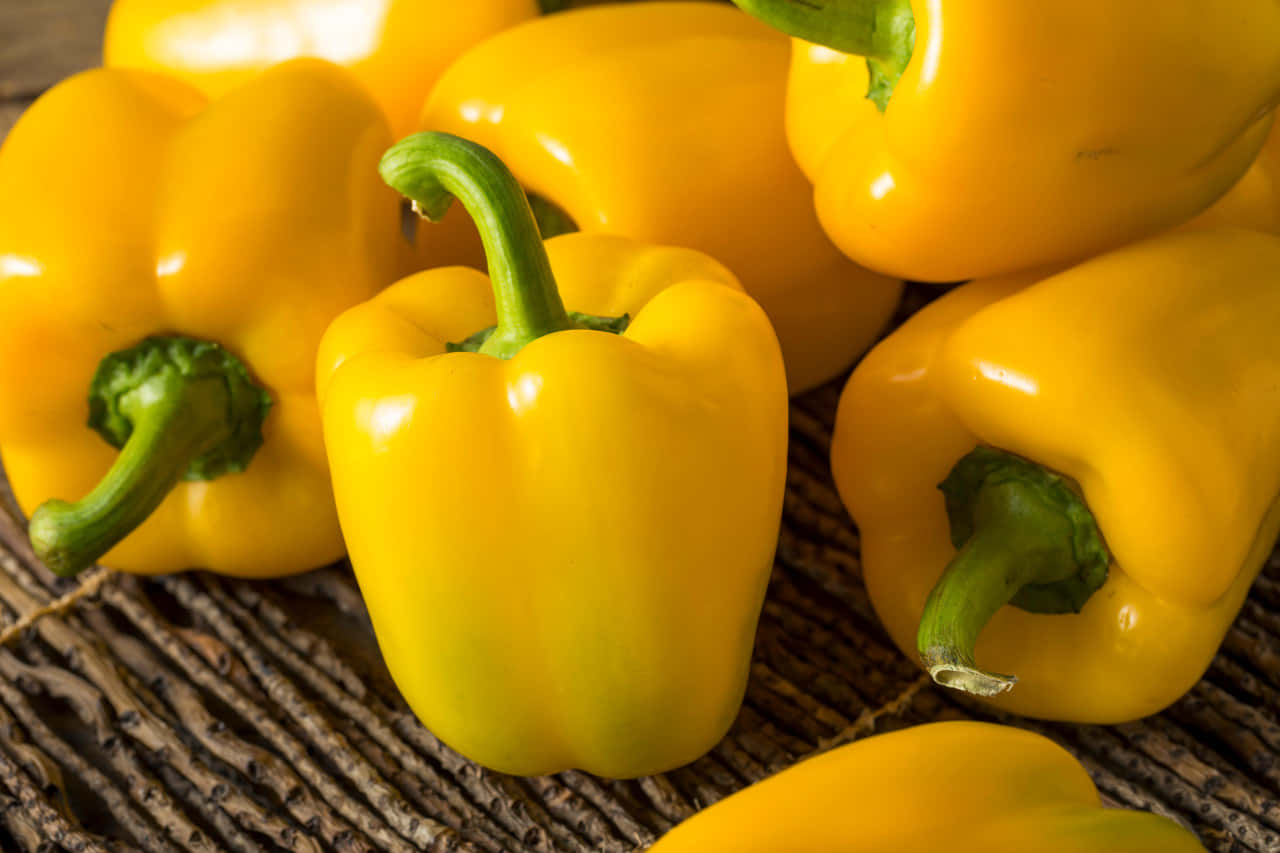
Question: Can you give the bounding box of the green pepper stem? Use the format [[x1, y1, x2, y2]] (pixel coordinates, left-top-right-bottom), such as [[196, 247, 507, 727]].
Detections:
[[29, 374, 229, 577], [917, 447, 1110, 698], [730, 0, 915, 110], [380, 132, 584, 359], [916, 516, 1035, 697], [27, 336, 271, 577]]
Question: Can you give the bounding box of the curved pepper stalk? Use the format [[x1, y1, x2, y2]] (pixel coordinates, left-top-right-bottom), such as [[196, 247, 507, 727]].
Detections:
[[380, 132, 626, 359], [917, 446, 1110, 696], [28, 337, 270, 577], [729, 0, 915, 110]]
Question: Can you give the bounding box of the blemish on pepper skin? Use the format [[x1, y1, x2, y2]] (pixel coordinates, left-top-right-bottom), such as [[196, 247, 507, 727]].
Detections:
[[1077, 147, 1116, 160]]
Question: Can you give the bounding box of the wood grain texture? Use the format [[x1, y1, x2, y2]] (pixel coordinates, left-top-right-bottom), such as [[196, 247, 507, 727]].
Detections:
[[0, 387, 1278, 852], [0, 0, 111, 98], [1, 4, 1278, 852]]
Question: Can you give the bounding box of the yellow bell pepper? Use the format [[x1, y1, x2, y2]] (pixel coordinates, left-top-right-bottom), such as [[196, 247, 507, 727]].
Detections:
[[830, 227, 1280, 723], [733, 0, 1280, 281], [104, 0, 540, 138], [1189, 120, 1280, 234], [649, 721, 1206, 852], [317, 132, 788, 776], [0, 59, 404, 578], [419, 2, 902, 394]]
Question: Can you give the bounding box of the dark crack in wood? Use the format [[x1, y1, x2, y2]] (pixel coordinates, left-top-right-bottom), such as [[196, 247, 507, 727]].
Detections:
[[0, 710, 109, 853], [80, 608, 378, 853], [0, 672, 177, 853], [101, 580, 421, 853], [160, 575, 469, 852]]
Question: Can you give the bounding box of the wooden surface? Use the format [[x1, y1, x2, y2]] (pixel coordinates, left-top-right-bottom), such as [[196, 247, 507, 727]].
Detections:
[[1, 4, 1279, 852]]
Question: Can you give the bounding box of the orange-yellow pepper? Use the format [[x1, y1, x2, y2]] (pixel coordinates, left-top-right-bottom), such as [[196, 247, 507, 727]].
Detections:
[[1189, 120, 1280, 234], [317, 133, 788, 776], [831, 227, 1280, 722], [104, 0, 539, 138], [650, 722, 1206, 852], [0, 60, 403, 577], [733, 0, 1280, 281], [419, 2, 902, 393]]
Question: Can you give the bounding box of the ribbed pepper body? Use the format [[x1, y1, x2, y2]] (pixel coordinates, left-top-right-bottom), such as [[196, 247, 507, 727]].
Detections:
[[0, 60, 403, 576], [318, 233, 788, 776], [420, 2, 902, 393], [831, 228, 1280, 721], [787, 3, 1280, 281], [104, 0, 539, 137]]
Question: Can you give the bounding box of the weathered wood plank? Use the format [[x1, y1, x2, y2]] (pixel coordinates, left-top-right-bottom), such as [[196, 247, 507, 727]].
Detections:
[[0, 100, 29, 142], [0, 0, 111, 99]]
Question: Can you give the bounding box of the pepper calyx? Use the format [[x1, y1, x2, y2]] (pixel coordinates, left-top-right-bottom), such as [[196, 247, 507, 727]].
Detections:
[[864, 2, 915, 112], [28, 336, 270, 577], [447, 312, 629, 354], [939, 447, 1109, 613], [730, 0, 915, 111], [89, 336, 271, 480]]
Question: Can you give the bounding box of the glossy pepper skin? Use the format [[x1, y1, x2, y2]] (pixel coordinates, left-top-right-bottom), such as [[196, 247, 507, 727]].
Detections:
[[420, 2, 902, 394], [650, 722, 1205, 852], [1189, 120, 1280, 235], [104, 0, 539, 138], [734, 0, 1280, 282], [831, 228, 1280, 722], [0, 59, 403, 577], [318, 133, 788, 777]]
